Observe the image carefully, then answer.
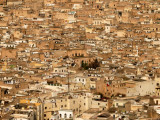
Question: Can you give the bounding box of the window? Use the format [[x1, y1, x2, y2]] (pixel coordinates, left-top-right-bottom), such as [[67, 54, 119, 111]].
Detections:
[[52, 111, 54, 115], [116, 103, 118, 106], [69, 114, 72, 118], [44, 114, 46, 117], [156, 100, 158, 105], [64, 113, 67, 118], [45, 107, 47, 109]]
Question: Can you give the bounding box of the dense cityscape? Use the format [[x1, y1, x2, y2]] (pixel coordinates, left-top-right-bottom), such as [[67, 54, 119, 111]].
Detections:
[[0, 0, 160, 119]]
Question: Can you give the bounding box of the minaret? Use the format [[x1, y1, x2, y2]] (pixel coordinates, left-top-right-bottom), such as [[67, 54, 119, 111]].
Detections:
[[137, 67, 141, 76]]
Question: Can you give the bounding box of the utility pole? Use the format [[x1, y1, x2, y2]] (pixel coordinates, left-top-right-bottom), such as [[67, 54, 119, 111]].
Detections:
[[67, 49, 70, 94], [151, 108, 152, 120], [0, 88, 2, 118], [28, 84, 29, 100], [67, 66, 70, 93]]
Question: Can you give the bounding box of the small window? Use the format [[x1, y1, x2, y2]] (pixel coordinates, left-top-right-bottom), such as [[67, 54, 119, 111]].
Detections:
[[52, 111, 54, 115], [64, 113, 67, 118], [116, 103, 118, 106], [69, 114, 72, 118]]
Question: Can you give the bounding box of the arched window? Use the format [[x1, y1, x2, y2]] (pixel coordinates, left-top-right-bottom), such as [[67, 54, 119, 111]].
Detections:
[[60, 114, 62, 118], [69, 114, 72, 118], [64, 113, 67, 118]]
